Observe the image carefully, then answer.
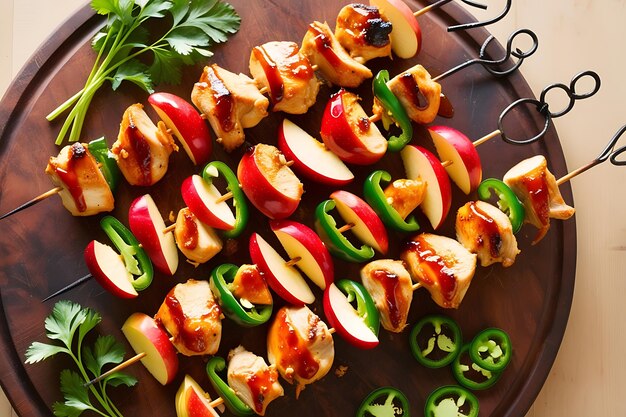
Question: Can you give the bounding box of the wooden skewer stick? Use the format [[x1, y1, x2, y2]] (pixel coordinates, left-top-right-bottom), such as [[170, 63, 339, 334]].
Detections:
[[259, 86, 268, 95], [85, 351, 147, 386], [440, 130, 502, 168], [311, 64, 319, 71], [412, 282, 422, 291], [285, 256, 302, 267], [337, 223, 355, 234], [556, 160, 600, 186], [0, 186, 63, 221], [413, 1, 444, 18], [285, 160, 295, 167], [215, 191, 234, 204]]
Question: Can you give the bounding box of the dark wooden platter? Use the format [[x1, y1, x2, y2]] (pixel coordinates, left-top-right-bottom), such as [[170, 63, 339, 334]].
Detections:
[[0, 1, 576, 416]]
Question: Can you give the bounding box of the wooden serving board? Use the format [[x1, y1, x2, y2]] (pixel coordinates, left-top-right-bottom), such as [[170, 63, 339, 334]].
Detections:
[[0, 1, 576, 416]]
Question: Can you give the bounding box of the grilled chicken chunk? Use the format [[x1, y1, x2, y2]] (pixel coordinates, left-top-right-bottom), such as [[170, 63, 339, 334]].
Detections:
[[249, 41, 319, 114], [267, 306, 334, 396], [503, 155, 575, 244], [45, 142, 114, 216], [227, 346, 284, 415], [111, 103, 177, 186], [335, 3, 392, 63], [229, 264, 273, 306], [360, 259, 413, 333], [155, 279, 222, 356], [383, 178, 426, 220], [301, 21, 372, 88], [192, 64, 269, 152], [456, 201, 520, 267], [401, 233, 477, 309], [174, 208, 223, 264], [373, 64, 441, 124]]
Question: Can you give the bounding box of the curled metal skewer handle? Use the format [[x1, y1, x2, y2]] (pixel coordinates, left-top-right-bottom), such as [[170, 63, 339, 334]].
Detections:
[[498, 70, 602, 145], [557, 124, 626, 185], [432, 28, 539, 81], [449, 0, 512, 31]]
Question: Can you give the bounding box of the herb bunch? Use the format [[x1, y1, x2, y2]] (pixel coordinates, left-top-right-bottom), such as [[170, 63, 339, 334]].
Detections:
[[25, 300, 137, 417], [47, 0, 241, 145]]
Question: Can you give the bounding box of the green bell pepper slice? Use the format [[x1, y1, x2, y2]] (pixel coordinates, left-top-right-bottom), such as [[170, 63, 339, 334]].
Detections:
[[336, 279, 380, 337], [477, 178, 525, 234], [424, 385, 479, 417], [468, 328, 512, 373], [206, 356, 254, 417], [100, 216, 153, 291], [363, 170, 420, 232], [209, 263, 272, 327], [452, 343, 502, 390], [409, 314, 462, 369], [356, 386, 410, 417], [373, 70, 413, 152], [88, 137, 121, 192], [314, 199, 375, 263], [202, 161, 249, 239]]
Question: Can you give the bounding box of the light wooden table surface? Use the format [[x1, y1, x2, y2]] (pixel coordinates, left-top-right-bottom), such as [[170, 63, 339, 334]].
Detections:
[[1, 1, 625, 416]]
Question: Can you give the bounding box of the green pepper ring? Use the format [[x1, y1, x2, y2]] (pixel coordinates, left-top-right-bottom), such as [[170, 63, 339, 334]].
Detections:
[[88, 137, 122, 192], [336, 279, 380, 337], [468, 327, 512, 373], [363, 170, 420, 233], [356, 386, 411, 417], [409, 314, 462, 369], [452, 343, 502, 390], [477, 178, 525, 234], [206, 356, 254, 417], [209, 263, 272, 327], [372, 70, 413, 153], [424, 385, 479, 417]]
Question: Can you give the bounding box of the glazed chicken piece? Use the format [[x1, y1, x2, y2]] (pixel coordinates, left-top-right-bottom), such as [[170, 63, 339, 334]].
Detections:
[[456, 201, 520, 267], [111, 103, 177, 186], [267, 306, 334, 396], [360, 259, 414, 333], [192, 64, 269, 152], [45, 142, 115, 216], [155, 279, 222, 356], [229, 264, 273, 306], [503, 155, 575, 244], [227, 346, 284, 416], [249, 41, 320, 114], [401, 233, 477, 309], [174, 208, 223, 264], [335, 3, 392, 63], [372, 64, 441, 125], [383, 178, 427, 220], [301, 21, 372, 88]]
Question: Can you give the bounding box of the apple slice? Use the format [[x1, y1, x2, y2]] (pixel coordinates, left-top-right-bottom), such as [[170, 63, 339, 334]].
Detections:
[[370, 0, 422, 58], [237, 143, 303, 219], [175, 375, 220, 417], [278, 118, 354, 186], [121, 312, 178, 385], [128, 194, 178, 275], [401, 145, 452, 230], [429, 125, 482, 194], [84, 240, 138, 299], [270, 219, 334, 290], [181, 174, 236, 230], [249, 233, 315, 305], [148, 92, 213, 166], [330, 190, 388, 254], [323, 282, 379, 349], [320, 90, 387, 165]]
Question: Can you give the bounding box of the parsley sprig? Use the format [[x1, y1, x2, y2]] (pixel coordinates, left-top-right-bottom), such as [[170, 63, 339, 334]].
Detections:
[[25, 300, 137, 417], [47, 0, 241, 145]]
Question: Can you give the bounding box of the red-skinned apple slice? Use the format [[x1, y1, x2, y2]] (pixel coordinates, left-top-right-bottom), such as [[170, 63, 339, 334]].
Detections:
[[429, 125, 482, 194], [148, 92, 213, 166], [121, 312, 179, 385], [330, 190, 388, 254], [278, 118, 354, 186], [270, 219, 334, 290], [181, 175, 236, 230], [370, 0, 422, 58], [237, 144, 303, 219], [249, 233, 315, 305], [128, 194, 178, 276], [323, 283, 379, 349], [320, 90, 387, 165], [401, 145, 452, 229], [84, 240, 138, 299], [175, 375, 220, 417]]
